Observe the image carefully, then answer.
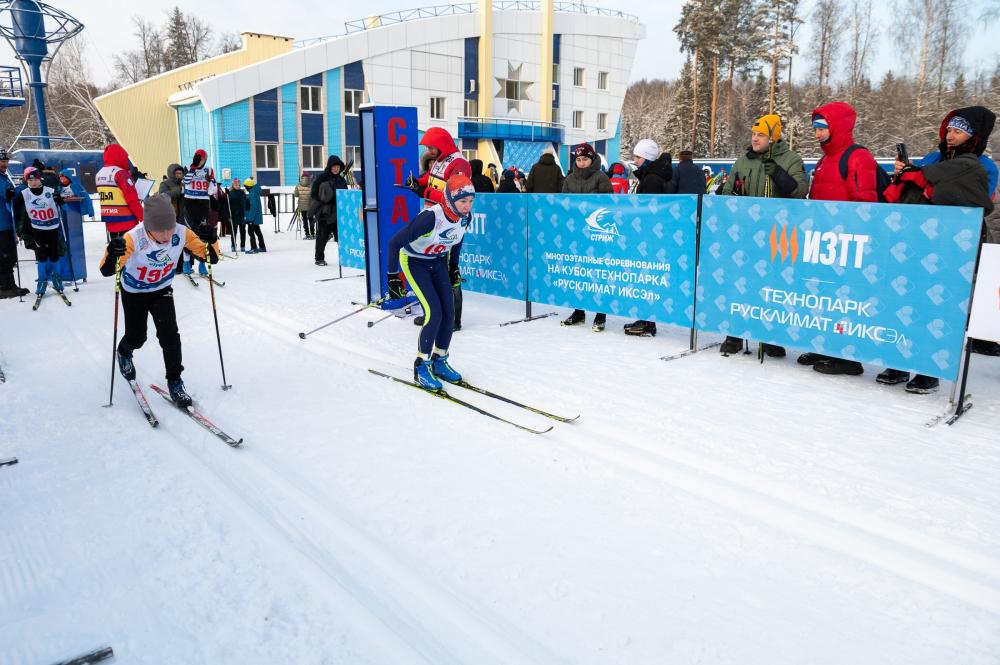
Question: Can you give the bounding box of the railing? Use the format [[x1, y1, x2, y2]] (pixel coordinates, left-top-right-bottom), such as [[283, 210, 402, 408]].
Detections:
[[295, 1, 638, 47], [0, 64, 24, 105], [457, 116, 563, 143]]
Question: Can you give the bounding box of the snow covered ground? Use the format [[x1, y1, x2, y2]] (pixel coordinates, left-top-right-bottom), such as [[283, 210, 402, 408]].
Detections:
[[2, 217, 999, 664]]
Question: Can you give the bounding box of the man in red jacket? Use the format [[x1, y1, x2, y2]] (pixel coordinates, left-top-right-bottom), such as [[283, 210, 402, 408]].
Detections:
[[96, 144, 144, 238], [797, 102, 879, 376], [414, 127, 471, 207]]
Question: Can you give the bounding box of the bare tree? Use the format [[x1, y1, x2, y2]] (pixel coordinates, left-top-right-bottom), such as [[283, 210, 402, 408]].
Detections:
[[844, 0, 877, 103], [113, 16, 165, 85], [809, 0, 842, 94], [186, 15, 214, 61], [218, 32, 242, 54], [46, 37, 114, 148]]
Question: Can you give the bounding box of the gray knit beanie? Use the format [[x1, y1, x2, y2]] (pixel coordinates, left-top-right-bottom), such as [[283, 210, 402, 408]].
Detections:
[[143, 193, 176, 233]]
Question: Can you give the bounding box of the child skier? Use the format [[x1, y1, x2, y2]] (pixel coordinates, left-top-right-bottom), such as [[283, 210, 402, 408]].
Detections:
[[386, 175, 475, 390], [99, 193, 219, 407], [15, 166, 66, 304]]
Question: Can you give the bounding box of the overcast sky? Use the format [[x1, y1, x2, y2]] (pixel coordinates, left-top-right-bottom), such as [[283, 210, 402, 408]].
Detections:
[[2, 1, 997, 89]]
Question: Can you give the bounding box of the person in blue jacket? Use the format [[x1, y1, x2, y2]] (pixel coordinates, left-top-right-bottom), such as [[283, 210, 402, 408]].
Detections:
[[386, 174, 475, 390], [243, 177, 267, 254], [58, 171, 95, 217], [0, 147, 28, 298]]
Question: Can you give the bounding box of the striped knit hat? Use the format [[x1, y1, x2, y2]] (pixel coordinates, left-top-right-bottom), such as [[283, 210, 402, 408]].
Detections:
[[443, 174, 475, 220]]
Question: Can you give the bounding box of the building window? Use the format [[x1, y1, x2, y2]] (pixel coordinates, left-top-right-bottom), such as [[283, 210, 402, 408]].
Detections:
[[598, 113, 608, 131], [572, 110, 583, 130], [462, 149, 476, 163], [551, 107, 559, 124], [430, 96, 446, 120], [345, 145, 362, 169], [464, 98, 478, 118], [301, 85, 322, 112], [255, 143, 278, 169], [302, 145, 324, 169], [344, 89, 364, 115], [573, 67, 585, 88], [598, 71, 609, 91], [553, 63, 560, 81]]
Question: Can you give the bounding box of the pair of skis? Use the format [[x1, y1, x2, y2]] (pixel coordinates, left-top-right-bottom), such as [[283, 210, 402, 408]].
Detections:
[[124, 381, 242, 446], [183, 273, 226, 288], [369, 369, 578, 435], [32, 290, 72, 311]]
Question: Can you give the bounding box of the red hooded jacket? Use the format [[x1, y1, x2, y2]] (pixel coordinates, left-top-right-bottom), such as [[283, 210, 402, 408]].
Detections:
[[417, 127, 470, 207], [97, 144, 143, 231], [808, 102, 879, 202]]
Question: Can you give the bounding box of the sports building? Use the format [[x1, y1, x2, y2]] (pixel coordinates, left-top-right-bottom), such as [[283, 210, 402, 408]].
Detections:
[[94, 1, 645, 185]]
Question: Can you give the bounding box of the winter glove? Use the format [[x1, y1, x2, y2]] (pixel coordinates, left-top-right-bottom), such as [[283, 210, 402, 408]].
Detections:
[[762, 159, 798, 197], [449, 263, 462, 288], [4, 186, 13, 202], [54, 193, 64, 206], [107, 237, 126, 258], [22, 234, 37, 251], [196, 223, 218, 244], [404, 173, 423, 196], [387, 272, 406, 300]]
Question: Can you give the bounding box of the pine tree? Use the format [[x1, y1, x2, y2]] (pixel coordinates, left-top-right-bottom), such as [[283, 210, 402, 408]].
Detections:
[[163, 7, 192, 72]]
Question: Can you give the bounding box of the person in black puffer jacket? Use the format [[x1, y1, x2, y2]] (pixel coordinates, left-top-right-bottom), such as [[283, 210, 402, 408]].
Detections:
[[632, 138, 672, 193], [526, 152, 564, 193], [623, 138, 672, 336], [309, 154, 348, 266], [469, 159, 495, 193], [561, 143, 613, 331], [879, 106, 997, 392]]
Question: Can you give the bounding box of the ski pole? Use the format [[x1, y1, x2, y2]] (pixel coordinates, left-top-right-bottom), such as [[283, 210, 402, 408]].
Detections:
[[103, 258, 122, 408], [58, 209, 79, 292], [367, 304, 412, 328], [298, 297, 388, 339], [11, 226, 23, 302], [204, 240, 231, 390]]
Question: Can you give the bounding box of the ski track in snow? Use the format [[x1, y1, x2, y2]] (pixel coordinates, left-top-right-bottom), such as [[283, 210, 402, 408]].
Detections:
[[2, 219, 1000, 664]]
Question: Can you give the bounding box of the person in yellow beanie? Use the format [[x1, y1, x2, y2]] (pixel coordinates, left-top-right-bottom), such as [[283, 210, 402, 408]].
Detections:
[[718, 112, 808, 358]]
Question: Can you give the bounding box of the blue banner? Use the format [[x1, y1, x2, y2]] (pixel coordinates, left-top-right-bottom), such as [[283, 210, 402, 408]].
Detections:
[[361, 106, 421, 300], [459, 193, 528, 300], [336, 189, 365, 270], [697, 196, 982, 380], [527, 193, 699, 327]]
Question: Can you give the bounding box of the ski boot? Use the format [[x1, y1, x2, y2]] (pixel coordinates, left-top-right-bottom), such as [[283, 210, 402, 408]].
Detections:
[[431, 352, 461, 384], [592, 313, 606, 332], [413, 357, 443, 391], [0, 285, 28, 299], [35, 278, 47, 296], [257, 246, 267, 253], [315, 260, 328, 267], [760, 343, 785, 358], [182, 260, 193, 274], [624, 320, 657, 336], [813, 359, 864, 376], [796, 352, 826, 365], [876, 368, 909, 385], [719, 336, 743, 355], [198, 261, 209, 276], [50, 269, 64, 294], [905, 374, 939, 394], [117, 350, 136, 381], [562, 309, 585, 326], [167, 378, 193, 408]]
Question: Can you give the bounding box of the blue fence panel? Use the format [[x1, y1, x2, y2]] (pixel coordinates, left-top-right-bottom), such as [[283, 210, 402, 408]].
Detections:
[[459, 193, 528, 299], [527, 193, 699, 327], [337, 188, 365, 270], [696, 196, 981, 380]]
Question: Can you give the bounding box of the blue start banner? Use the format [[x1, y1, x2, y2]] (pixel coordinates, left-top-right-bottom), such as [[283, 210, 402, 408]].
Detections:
[[697, 196, 982, 380], [336, 189, 365, 270], [459, 193, 528, 300], [527, 193, 699, 327]]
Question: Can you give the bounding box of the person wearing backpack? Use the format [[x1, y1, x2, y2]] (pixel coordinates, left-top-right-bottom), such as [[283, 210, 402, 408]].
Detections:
[[309, 155, 347, 267], [798, 102, 880, 377]]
